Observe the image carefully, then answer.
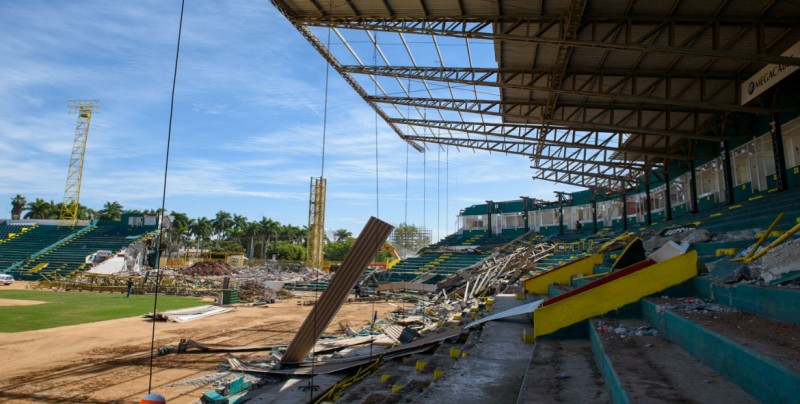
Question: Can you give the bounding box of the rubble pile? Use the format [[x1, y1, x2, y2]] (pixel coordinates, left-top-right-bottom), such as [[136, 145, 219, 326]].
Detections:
[[747, 238, 800, 284], [655, 296, 738, 314], [181, 261, 239, 276], [234, 279, 278, 302]]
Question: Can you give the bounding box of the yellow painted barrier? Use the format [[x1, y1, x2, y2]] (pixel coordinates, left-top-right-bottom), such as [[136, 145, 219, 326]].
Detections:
[[523, 254, 602, 294], [433, 370, 445, 381], [533, 251, 697, 339]]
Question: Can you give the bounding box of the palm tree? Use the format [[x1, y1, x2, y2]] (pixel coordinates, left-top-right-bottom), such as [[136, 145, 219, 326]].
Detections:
[[333, 229, 352, 242], [191, 217, 213, 249], [259, 217, 280, 259], [212, 211, 233, 242], [98, 201, 124, 220], [11, 195, 26, 220], [24, 199, 51, 219], [244, 221, 261, 259]]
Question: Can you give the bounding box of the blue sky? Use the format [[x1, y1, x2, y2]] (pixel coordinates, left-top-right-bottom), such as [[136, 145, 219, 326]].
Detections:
[[0, 1, 577, 240]]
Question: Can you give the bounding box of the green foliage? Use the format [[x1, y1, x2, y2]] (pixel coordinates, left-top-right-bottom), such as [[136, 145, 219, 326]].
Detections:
[[324, 238, 355, 261], [0, 290, 205, 333], [276, 241, 306, 261], [98, 201, 124, 220], [11, 194, 26, 220]]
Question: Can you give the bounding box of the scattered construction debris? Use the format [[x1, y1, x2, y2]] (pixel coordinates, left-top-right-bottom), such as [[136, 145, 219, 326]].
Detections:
[[281, 216, 394, 364], [148, 305, 235, 322]]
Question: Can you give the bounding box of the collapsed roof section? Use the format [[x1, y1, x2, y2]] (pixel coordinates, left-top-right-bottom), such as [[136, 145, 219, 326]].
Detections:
[[270, 0, 800, 192]]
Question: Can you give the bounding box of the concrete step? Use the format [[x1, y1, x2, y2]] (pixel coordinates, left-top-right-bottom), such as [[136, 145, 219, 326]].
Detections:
[[693, 277, 800, 324], [518, 339, 608, 403], [590, 318, 756, 403], [643, 297, 800, 403]]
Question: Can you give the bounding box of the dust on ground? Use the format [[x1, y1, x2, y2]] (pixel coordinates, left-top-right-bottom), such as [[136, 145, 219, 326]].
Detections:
[[0, 290, 399, 403]]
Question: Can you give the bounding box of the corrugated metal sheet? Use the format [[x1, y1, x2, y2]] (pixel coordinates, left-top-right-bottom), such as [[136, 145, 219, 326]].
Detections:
[[281, 216, 394, 363]]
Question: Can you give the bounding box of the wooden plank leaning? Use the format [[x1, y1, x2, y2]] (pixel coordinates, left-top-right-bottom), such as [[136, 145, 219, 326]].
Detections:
[[281, 216, 394, 364]]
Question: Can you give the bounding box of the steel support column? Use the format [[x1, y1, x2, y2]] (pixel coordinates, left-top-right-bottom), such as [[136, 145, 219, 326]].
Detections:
[[689, 160, 699, 214], [771, 114, 789, 192], [664, 163, 672, 221], [621, 190, 628, 231], [486, 200, 493, 239], [645, 174, 652, 226], [591, 190, 598, 234], [722, 140, 735, 205], [521, 196, 531, 233]]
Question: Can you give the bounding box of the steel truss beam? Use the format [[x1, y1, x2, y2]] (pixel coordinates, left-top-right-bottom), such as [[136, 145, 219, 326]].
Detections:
[[379, 98, 725, 142], [531, 166, 637, 191], [402, 133, 688, 161], [295, 17, 800, 66], [392, 118, 704, 156], [352, 67, 771, 115]]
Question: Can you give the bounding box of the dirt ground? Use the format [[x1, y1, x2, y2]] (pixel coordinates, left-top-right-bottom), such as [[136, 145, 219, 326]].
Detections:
[[0, 283, 400, 403]]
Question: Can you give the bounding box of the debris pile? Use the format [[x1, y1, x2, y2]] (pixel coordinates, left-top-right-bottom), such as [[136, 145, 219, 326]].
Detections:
[[181, 261, 239, 276], [654, 296, 738, 314]]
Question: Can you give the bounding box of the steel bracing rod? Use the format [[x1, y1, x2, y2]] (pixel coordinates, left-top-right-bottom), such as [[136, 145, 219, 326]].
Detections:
[[402, 133, 689, 161], [269, 2, 424, 152], [349, 66, 770, 114], [532, 165, 639, 186], [294, 17, 800, 66], [380, 98, 723, 142], [533, 144, 648, 170], [371, 96, 722, 116], [342, 65, 741, 81], [391, 117, 722, 144], [532, 170, 634, 191]]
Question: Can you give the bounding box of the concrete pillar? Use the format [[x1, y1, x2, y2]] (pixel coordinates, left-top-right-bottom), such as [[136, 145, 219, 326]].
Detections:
[[664, 163, 672, 221], [689, 160, 699, 214]]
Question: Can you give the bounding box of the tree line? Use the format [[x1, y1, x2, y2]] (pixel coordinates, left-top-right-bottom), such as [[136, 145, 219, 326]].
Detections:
[[8, 194, 383, 262]]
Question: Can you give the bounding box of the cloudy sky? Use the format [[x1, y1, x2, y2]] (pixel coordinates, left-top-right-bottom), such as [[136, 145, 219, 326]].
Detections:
[[0, 1, 577, 240]]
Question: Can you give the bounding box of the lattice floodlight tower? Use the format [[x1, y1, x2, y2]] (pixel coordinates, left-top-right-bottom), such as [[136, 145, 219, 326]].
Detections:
[[60, 100, 98, 227], [306, 177, 326, 269]]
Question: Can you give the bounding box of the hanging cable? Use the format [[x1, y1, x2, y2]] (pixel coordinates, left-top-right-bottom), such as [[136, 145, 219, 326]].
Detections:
[[446, 146, 449, 236], [148, 0, 184, 394], [372, 31, 380, 218], [423, 147, 427, 233], [309, 4, 334, 396], [437, 143, 441, 242]]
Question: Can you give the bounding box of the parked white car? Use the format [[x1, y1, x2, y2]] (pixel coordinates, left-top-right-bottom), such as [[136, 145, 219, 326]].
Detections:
[[0, 274, 14, 285]]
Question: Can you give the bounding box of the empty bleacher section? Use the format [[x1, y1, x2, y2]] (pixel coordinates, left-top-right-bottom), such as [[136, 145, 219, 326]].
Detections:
[[374, 251, 488, 286], [1, 214, 157, 280]]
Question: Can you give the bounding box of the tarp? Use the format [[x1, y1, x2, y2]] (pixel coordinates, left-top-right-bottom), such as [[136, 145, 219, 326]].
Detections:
[[464, 299, 543, 329]]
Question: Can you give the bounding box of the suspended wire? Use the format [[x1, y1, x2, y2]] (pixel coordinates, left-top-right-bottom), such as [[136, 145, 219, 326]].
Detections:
[[404, 143, 409, 225], [404, 78, 411, 226], [310, 3, 334, 395], [423, 146, 427, 233], [437, 143, 441, 242], [320, 25, 332, 179], [148, 0, 185, 394], [372, 32, 380, 219], [446, 146, 449, 235]]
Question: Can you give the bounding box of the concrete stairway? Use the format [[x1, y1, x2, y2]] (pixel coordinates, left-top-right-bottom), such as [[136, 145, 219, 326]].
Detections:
[[518, 272, 800, 403]]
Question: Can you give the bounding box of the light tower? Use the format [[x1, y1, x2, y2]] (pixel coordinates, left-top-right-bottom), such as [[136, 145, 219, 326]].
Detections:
[[60, 100, 98, 227], [306, 177, 326, 269]]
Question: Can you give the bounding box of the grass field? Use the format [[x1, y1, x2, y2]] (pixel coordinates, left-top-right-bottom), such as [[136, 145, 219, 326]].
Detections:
[[0, 290, 207, 332]]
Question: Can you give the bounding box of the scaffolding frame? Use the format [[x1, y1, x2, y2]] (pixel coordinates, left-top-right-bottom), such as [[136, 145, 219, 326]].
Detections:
[[60, 100, 98, 227], [306, 176, 327, 269]]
